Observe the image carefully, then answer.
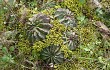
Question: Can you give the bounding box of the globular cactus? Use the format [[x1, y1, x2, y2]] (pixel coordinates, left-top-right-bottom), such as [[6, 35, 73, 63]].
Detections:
[[54, 8, 77, 27], [26, 13, 52, 43], [62, 30, 79, 50], [40, 45, 64, 64]]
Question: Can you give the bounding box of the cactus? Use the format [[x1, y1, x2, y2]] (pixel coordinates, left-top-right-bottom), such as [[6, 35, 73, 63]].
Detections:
[[54, 8, 76, 27], [40, 45, 64, 64], [26, 13, 52, 43], [63, 30, 79, 50]]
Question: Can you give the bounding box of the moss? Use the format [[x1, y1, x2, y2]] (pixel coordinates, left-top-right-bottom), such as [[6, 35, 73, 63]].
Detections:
[[64, 0, 102, 21], [55, 62, 76, 70], [18, 39, 31, 55], [41, 8, 55, 15], [64, 0, 85, 16]]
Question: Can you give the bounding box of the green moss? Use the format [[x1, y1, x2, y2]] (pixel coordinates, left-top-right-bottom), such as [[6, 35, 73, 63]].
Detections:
[[64, 0, 85, 16], [64, 0, 102, 21], [55, 62, 77, 70], [18, 39, 31, 55]]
